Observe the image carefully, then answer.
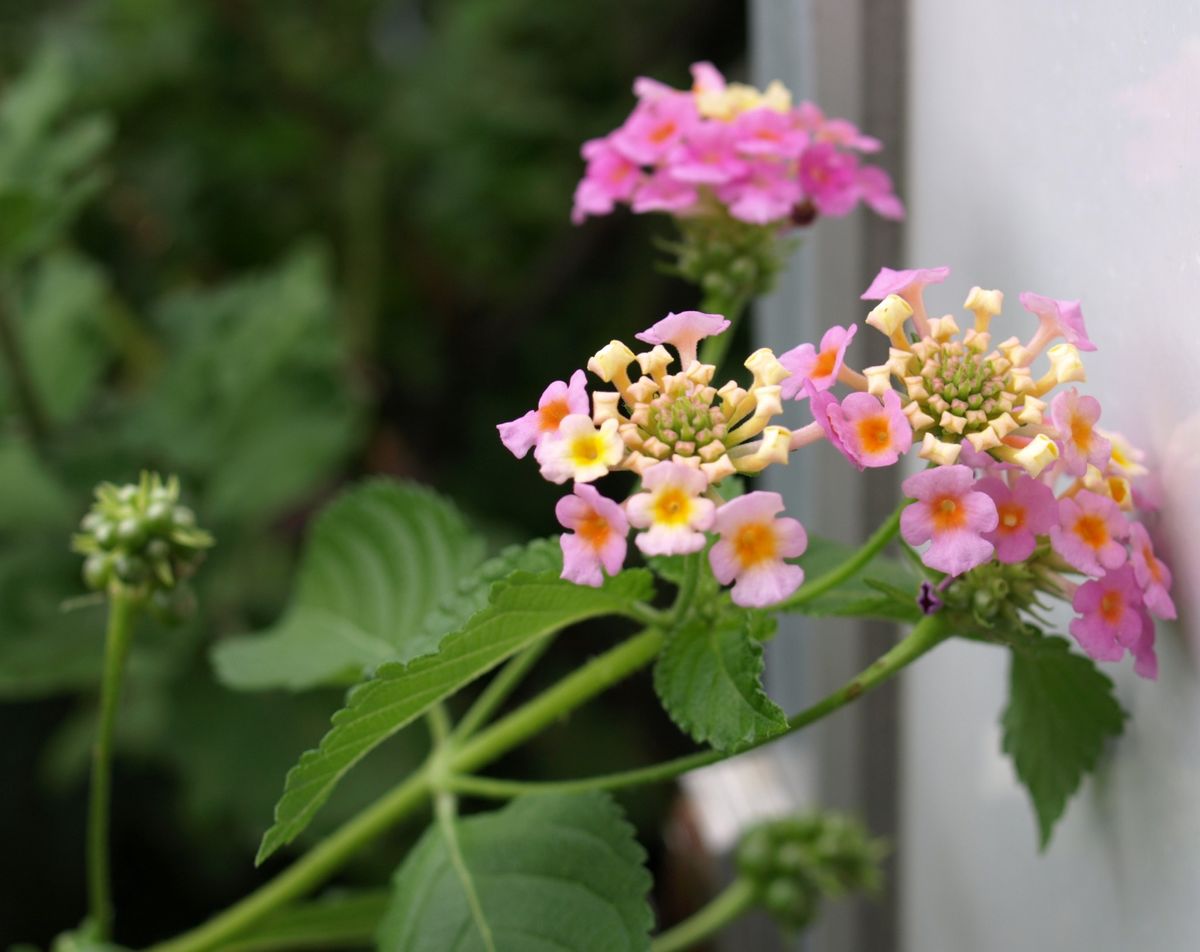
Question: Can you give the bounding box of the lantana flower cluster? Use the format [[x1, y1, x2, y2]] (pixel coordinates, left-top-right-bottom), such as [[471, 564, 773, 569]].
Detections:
[[786, 265, 1173, 679], [499, 311, 812, 608], [572, 61, 903, 227]]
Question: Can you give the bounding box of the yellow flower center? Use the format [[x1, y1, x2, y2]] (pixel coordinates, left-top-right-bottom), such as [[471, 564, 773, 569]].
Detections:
[[734, 522, 777, 568], [1070, 414, 1092, 452], [569, 434, 604, 465], [653, 487, 692, 526]]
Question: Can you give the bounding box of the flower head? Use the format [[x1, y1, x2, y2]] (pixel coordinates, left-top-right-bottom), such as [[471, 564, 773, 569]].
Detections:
[[825, 390, 913, 470], [556, 484, 628, 587], [535, 415, 624, 484], [625, 461, 715, 556], [976, 474, 1057, 564], [709, 491, 807, 607], [498, 370, 589, 459], [900, 465, 998, 576], [1049, 490, 1129, 576]]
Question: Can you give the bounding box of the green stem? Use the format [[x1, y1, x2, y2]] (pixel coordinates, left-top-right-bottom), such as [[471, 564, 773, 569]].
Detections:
[[696, 290, 750, 372], [673, 552, 702, 622], [87, 591, 139, 941], [145, 627, 664, 952], [651, 878, 757, 952], [450, 638, 555, 745], [448, 613, 951, 800], [779, 504, 905, 611]]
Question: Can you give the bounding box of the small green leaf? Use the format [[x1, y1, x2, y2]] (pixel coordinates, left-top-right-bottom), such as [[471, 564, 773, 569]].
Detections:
[[1001, 634, 1127, 849], [257, 568, 653, 862], [211, 479, 485, 691], [223, 890, 390, 952], [378, 792, 652, 952], [653, 613, 788, 752]]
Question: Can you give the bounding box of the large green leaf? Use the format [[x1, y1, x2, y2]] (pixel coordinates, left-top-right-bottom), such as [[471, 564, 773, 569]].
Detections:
[[378, 792, 652, 952], [788, 535, 922, 622], [211, 480, 485, 692], [653, 613, 787, 752], [257, 568, 654, 862], [1001, 634, 1127, 848]]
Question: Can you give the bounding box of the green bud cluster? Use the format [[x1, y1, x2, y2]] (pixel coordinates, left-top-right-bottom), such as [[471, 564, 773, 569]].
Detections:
[[916, 340, 1017, 443], [735, 812, 887, 932], [941, 557, 1047, 632], [647, 390, 727, 456], [72, 472, 213, 619], [667, 206, 792, 308]]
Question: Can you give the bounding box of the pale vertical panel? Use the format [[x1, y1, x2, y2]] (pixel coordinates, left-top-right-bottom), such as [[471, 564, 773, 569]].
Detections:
[[902, 3, 1200, 951]]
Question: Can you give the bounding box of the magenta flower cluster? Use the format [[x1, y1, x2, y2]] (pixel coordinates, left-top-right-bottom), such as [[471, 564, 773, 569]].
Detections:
[[571, 62, 903, 227]]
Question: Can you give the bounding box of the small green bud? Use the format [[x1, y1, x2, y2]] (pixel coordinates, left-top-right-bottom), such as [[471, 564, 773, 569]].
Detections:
[[172, 506, 196, 528], [83, 554, 112, 590], [145, 500, 172, 529], [117, 517, 147, 548]]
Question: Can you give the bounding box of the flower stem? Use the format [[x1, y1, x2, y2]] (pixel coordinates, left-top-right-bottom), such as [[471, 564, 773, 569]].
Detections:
[[144, 626, 664, 952], [87, 591, 139, 941], [651, 878, 757, 952], [449, 637, 555, 745], [779, 504, 905, 611], [447, 612, 952, 800]]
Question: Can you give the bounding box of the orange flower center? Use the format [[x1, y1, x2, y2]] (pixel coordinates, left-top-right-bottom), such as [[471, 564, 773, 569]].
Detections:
[[931, 496, 966, 532], [856, 415, 892, 454], [538, 399, 570, 432], [812, 348, 838, 379], [649, 121, 678, 144], [653, 487, 692, 525], [1070, 414, 1092, 452], [734, 522, 777, 568], [997, 502, 1025, 533], [1073, 513, 1109, 551], [1144, 545, 1163, 583], [577, 510, 612, 549], [1099, 590, 1124, 624]]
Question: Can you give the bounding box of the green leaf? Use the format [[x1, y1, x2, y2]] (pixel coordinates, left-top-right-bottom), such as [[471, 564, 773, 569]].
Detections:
[[211, 479, 485, 692], [1001, 634, 1127, 849], [223, 890, 390, 952], [790, 535, 921, 621], [653, 613, 788, 752], [378, 792, 652, 952], [257, 568, 653, 862]]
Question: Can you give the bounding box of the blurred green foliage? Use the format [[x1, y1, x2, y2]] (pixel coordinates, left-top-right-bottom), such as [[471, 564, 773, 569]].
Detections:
[[0, 1, 744, 946]]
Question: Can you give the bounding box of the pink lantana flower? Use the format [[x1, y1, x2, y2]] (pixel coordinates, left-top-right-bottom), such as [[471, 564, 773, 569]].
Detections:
[[779, 324, 857, 399], [498, 370, 589, 459], [797, 143, 860, 216], [625, 461, 715, 556], [1049, 490, 1129, 576], [1128, 522, 1176, 619], [632, 170, 699, 214], [1069, 565, 1144, 663], [535, 414, 624, 485], [857, 166, 904, 221], [611, 93, 698, 166], [1050, 388, 1111, 477], [555, 484, 628, 587], [731, 107, 807, 158], [804, 382, 851, 458], [1129, 606, 1159, 680], [861, 264, 950, 304], [900, 465, 999, 576], [1018, 291, 1096, 356], [572, 138, 642, 224], [718, 164, 802, 224], [666, 123, 747, 185], [825, 390, 913, 469], [709, 491, 807, 607], [975, 475, 1058, 564], [635, 310, 730, 366]]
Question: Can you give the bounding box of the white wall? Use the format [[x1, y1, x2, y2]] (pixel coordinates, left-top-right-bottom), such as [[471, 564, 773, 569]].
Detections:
[[903, 4, 1200, 951]]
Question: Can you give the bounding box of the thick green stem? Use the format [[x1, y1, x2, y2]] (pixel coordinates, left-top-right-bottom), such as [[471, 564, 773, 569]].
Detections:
[[697, 290, 750, 372], [449, 613, 951, 799], [145, 627, 663, 952], [651, 878, 757, 952], [450, 638, 555, 744], [87, 592, 139, 941], [780, 504, 905, 611]]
